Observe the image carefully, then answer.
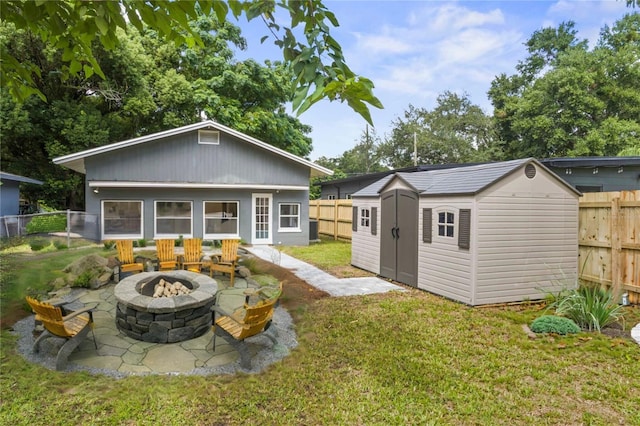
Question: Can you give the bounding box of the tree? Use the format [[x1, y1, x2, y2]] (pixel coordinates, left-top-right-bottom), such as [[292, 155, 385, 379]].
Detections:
[[0, 0, 382, 125], [378, 92, 494, 168], [0, 16, 316, 208], [488, 15, 640, 159]]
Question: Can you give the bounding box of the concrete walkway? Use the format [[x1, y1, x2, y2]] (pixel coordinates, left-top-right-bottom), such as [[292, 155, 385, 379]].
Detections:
[[246, 246, 404, 296]]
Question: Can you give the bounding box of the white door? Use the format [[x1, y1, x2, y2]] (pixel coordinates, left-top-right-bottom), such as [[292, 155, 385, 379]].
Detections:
[[252, 193, 272, 244]]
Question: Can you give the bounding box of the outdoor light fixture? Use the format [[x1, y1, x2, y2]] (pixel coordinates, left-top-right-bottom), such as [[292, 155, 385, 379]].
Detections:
[[93, 188, 99, 194]]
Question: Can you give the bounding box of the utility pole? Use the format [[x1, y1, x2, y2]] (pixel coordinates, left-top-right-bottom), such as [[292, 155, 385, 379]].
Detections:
[[413, 132, 417, 166]]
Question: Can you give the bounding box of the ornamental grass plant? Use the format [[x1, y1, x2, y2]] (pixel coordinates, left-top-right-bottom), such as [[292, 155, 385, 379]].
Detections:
[[549, 284, 625, 332]]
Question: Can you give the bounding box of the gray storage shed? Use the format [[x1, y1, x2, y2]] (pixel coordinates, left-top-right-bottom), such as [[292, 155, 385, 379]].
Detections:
[[351, 158, 581, 305]]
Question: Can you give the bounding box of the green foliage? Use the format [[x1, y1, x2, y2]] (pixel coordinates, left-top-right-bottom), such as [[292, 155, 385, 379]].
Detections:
[[0, 0, 380, 125], [137, 239, 147, 248], [175, 235, 184, 247], [488, 15, 640, 159], [73, 271, 93, 288], [53, 240, 68, 250], [103, 240, 115, 250], [28, 239, 49, 252], [549, 285, 625, 332], [380, 92, 495, 168], [530, 315, 581, 335], [25, 214, 66, 234]]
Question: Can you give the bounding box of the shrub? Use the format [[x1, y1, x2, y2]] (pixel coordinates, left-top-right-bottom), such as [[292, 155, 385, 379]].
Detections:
[[103, 240, 116, 250], [175, 235, 184, 247], [25, 214, 66, 234], [137, 238, 147, 248], [549, 285, 624, 332], [29, 239, 49, 251], [74, 271, 93, 288], [53, 240, 68, 250], [530, 315, 581, 335]]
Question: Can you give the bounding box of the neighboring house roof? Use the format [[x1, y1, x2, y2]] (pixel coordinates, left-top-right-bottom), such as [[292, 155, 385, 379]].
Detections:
[[53, 120, 333, 178], [352, 158, 581, 197], [0, 171, 43, 185], [541, 156, 640, 168]]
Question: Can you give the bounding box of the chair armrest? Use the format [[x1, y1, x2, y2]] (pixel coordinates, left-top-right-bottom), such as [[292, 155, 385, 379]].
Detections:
[[210, 254, 222, 264], [62, 304, 97, 321]]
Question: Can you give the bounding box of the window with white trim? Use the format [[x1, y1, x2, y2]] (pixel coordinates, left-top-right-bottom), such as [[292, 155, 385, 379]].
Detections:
[[204, 201, 239, 238], [438, 211, 455, 238], [198, 130, 220, 145], [279, 203, 301, 232], [360, 208, 370, 228], [102, 200, 143, 239], [327, 195, 336, 200], [155, 201, 192, 237]]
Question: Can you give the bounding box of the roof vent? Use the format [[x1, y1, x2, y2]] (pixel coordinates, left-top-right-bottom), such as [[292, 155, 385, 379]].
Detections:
[[524, 164, 536, 179]]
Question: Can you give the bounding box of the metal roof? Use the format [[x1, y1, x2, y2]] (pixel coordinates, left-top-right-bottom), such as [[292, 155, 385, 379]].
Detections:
[[352, 158, 581, 197], [0, 172, 43, 185], [52, 120, 333, 178]]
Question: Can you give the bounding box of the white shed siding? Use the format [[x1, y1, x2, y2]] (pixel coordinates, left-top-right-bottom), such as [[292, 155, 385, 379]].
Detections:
[[351, 198, 381, 274], [474, 167, 579, 304], [418, 196, 474, 304]]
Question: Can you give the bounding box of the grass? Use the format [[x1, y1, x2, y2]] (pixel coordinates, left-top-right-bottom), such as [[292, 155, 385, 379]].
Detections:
[[1, 240, 639, 425], [280, 237, 373, 278]]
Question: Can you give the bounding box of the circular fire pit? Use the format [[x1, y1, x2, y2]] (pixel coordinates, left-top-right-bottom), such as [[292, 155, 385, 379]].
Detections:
[[114, 271, 218, 343]]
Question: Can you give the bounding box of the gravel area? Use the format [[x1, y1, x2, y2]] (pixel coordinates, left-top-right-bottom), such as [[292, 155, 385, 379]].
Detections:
[[12, 307, 298, 379]]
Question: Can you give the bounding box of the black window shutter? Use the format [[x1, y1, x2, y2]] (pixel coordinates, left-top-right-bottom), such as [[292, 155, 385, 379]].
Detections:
[[458, 209, 471, 249], [423, 208, 432, 243], [371, 207, 377, 235], [352, 206, 358, 232]]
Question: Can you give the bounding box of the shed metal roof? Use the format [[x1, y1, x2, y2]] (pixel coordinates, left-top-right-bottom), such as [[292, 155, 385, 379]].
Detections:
[[352, 158, 581, 197], [52, 120, 333, 178]]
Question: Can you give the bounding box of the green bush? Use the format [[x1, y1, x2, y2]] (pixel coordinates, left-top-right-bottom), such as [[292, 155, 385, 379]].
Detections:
[[29, 239, 49, 251], [530, 315, 581, 335], [549, 285, 624, 332], [25, 214, 67, 234], [103, 240, 116, 250], [53, 240, 68, 250], [137, 238, 147, 248], [74, 271, 93, 288]]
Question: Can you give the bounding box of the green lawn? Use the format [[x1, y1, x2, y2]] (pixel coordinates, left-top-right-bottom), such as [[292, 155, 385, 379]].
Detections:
[[1, 240, 639, 425]]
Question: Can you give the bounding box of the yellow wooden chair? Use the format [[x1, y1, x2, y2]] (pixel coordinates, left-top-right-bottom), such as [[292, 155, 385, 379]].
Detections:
[[211, 283, 283, 370], [181, 238, 205, 272], [115, 240, 144, 277], [210, 238, 240, 286], [26, 296, 97, 371], [155, 239, 178, 271]]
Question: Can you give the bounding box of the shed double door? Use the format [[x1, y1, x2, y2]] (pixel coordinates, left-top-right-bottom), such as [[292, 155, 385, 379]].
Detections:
[[380, 189, 418, 287]]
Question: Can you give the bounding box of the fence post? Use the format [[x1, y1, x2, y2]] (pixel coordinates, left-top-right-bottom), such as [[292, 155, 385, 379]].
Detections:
[[67, 209, 71, 248], [610, 196, 621, 296]]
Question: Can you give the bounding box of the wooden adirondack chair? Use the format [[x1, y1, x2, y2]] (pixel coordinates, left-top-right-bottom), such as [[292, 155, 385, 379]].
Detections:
[[155, 239, 178, 271], [211, 283, 282, 370], [181, 238, 205, 272], [210, 238, 240, 286], [26, 296, 97, 371], [115, 240, 144, 276]]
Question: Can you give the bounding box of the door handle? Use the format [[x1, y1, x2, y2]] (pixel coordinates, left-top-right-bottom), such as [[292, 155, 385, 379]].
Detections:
[[391, 227, 396, 239], [395, 227, 400, 239]]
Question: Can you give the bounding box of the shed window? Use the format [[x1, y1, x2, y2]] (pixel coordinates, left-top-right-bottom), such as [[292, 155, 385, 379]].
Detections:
[[198, 130, 220, 145], [279, 203, 301, 232], [438, 211, 455, 238], [360, 208, 370, 228], [102, 200, 143, 239], [204, 201, 239, 238], [155, 201, 192, 237], [327, 195, 336, 200]]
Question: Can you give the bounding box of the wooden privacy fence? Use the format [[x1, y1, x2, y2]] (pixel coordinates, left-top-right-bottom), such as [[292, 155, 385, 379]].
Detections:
[[309, 199, 354, 241], [578, 190, 640, 303]]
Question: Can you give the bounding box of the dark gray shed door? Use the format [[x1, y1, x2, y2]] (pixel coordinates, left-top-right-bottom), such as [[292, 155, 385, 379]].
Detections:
[[379, 189, 418, 287]]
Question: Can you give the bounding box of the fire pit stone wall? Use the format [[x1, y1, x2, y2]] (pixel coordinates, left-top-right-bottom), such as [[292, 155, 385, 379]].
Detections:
[[114, 271, 218, 343]]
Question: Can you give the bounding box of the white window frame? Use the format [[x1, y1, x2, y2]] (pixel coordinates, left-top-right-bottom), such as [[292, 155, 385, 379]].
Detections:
[[278, 202, 301, 232], [203, 201, 240, 239], [437, 210, 455, 238], [360, 208, 370, 228], [154, 200, 193, 238], [101, 200, 143, 240], [327, 195, 336, 200], [198, 129, 220, 145]]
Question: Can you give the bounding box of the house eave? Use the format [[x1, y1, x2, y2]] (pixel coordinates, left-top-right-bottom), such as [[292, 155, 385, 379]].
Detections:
[[88, 181, 309, 191]]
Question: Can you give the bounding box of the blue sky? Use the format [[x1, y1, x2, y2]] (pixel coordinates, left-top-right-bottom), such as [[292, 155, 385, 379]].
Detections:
[[233, 1, 633, 160]]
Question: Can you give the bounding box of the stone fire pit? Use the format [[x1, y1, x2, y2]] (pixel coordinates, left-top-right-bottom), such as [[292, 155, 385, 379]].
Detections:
[[114, 271, 218, 343]]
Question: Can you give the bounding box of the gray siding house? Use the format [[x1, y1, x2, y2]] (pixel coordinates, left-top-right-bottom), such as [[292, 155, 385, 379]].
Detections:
[[351, 158, 581, 306], [0, 171, 43, 216], [53, 121, 332, 245]]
